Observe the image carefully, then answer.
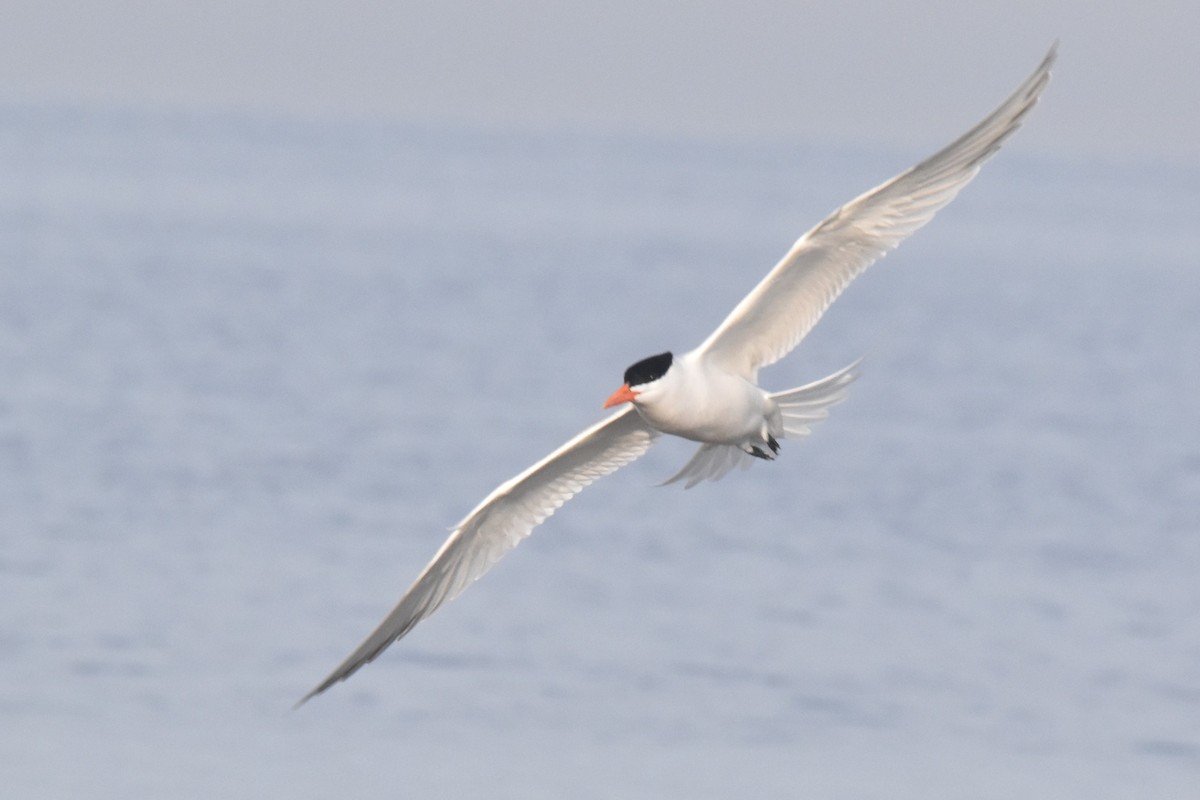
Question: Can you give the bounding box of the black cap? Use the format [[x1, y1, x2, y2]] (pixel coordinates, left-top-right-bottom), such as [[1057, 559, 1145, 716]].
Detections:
[[623, 352, 673, 387]]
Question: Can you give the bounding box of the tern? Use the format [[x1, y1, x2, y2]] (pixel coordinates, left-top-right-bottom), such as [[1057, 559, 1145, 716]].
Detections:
[[300, 46, 1055, 704]]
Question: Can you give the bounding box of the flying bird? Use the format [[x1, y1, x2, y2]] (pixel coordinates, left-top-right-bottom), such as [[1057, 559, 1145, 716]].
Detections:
[[300, 46, 1055, 704]]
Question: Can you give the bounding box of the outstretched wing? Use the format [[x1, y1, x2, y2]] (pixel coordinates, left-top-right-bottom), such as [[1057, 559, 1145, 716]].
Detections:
[[299, 406, 657, 704], [696, 46, 1056, 379]]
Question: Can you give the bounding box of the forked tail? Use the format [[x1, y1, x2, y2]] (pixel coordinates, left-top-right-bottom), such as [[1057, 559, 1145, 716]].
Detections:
[[771, 358, 861, 438]]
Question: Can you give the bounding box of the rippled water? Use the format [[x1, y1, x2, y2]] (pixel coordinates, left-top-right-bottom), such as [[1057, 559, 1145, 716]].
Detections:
[[2, 106, 1198, 798]]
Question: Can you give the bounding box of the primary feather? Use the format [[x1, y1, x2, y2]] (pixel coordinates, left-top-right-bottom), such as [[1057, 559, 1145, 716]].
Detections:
[[298, 407, 656, 705], [696, 46, 1056, 380]]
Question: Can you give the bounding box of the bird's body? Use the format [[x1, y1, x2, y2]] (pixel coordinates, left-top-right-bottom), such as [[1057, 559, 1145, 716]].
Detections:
[[632, 351, 777, 446], [299, 46, 1056, 705]]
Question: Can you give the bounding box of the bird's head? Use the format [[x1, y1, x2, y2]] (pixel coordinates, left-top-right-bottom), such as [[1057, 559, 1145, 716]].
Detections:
[[603, 351, 674, 409]]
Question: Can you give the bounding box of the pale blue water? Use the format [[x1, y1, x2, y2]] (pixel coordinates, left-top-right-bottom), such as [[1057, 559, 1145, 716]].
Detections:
[[2, 106, 1198, 799]]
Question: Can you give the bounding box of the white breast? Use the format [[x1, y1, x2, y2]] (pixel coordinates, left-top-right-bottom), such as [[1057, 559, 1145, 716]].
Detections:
[[631, 352, 772, 444]]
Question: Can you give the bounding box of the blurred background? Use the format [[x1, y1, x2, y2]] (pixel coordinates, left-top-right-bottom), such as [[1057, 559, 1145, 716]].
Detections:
[[2, 3, 1197, 799], [2, 0, 1197, 160]]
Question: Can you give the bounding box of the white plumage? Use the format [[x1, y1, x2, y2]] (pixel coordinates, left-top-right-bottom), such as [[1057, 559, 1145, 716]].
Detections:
[[299, 45, 1055, 704]]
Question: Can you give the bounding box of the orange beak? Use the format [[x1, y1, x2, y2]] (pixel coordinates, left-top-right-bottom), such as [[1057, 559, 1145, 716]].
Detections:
[[603, 383, 638, 409]]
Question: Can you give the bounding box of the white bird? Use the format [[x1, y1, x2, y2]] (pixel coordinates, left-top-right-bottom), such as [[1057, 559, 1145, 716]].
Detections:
[[299, 46, 1055, 704]]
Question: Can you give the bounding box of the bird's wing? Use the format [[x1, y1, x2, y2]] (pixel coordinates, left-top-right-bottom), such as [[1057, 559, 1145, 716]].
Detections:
[[695, 45, 1056, 379], [298, 406, 657, 704]]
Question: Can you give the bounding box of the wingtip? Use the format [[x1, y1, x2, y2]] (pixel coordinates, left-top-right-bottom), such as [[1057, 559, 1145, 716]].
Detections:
[[292, 682, 328, 710], [1041, 42, 1059, 77], [295, 659, 366, 708], [1029, 42, 1059, 95]]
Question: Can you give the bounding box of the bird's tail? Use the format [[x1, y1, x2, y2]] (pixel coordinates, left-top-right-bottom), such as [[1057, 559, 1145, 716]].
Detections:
[[771, 358, 861, 439], [661, 359, 862, 489]]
